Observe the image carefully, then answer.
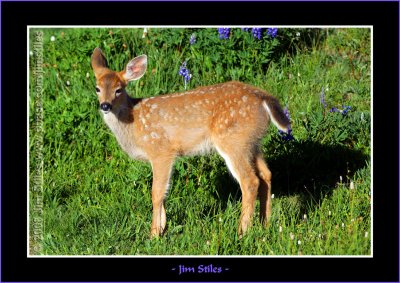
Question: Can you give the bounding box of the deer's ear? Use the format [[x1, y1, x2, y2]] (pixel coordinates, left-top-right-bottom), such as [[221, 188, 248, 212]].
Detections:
[[91, 48, 108, 78], [122, 55, 147, 82]]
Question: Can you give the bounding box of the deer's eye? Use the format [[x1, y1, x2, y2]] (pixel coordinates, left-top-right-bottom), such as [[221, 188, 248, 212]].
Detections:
[[115, 88, 123, 96], [95, 87, 100, 93]]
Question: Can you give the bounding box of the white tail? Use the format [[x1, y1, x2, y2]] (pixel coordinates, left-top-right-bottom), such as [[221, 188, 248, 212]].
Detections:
[[91, 48, 290, 238]]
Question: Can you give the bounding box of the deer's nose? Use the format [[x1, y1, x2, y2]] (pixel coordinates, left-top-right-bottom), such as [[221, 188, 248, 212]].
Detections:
[[100, 102, 112, 112]]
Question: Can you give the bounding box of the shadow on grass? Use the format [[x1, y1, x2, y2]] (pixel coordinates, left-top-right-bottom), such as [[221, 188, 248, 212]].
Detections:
[[211, 139, 369, 211]]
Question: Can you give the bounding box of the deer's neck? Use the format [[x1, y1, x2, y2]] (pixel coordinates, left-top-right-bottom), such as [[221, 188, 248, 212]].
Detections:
[[102, 96, 147, 160]]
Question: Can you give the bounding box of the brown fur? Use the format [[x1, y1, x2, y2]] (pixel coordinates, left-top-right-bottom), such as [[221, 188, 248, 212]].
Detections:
[[91, 48, 290, 238]]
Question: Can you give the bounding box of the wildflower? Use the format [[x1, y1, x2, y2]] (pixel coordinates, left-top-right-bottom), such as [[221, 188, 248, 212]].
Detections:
[[350, 181, 354, 190], [50, 36, 56, 42], [271, 194, 275, 199], [66, 80, 70, 86], [278, 106, 295, 141], [297, 240, 301, 245], [266, 28, 278, 38], [303, 214, 307, 220], [178, 61, 191, 89], [251, 28, 263, 40], [328, 211, 332, 216], [241, 27, 250, 32], [279, 226, 283, 233], [217, 28, 230, 39], [330, 105, 351, 116], [341, 222, 345, 228], [290, 232, 295, 240], [29, 51, 33, 56], [206, 240, 211, 246], [320, 87, 327, 108], [296, 32, 301, 37], [341, 105, 351, 115], [365, 232, 369, 238], [330, 107, 340, 113], [142, 28, 148, 38], [86, 72, 90, 79], [189, 33, 196, 45], [218, 217, 222, 223], [339, 176, 343, 183]]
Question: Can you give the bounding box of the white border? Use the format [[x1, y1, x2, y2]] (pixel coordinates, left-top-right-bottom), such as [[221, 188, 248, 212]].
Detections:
[[27, 25, 373, 258]]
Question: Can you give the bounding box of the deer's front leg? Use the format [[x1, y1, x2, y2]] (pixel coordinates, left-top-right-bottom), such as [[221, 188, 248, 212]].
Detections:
[[150, 156, 174, 238]]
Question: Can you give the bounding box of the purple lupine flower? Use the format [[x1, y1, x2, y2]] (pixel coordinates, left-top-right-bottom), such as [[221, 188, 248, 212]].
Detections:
[[241, 28, 250, 32], [283, 106, 291, 121], [217, 28, 230, 39], [330, 107, 340, 113], [320, 87, 327, 108], [341, 105, 351, 115], [189, 33, 196, 45], [330, 105, 351, 116], [178, 61, 191, 89], [267, 28, 278, 38], [278, 106, 295, 141], [251, 28, 263, 40]]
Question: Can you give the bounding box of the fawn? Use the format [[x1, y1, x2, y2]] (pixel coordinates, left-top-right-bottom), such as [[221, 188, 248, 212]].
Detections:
[[91, 48, 290, 238]]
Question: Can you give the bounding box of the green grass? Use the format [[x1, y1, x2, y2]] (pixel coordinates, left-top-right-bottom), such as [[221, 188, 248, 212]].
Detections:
[[29, 27, 371, 255]]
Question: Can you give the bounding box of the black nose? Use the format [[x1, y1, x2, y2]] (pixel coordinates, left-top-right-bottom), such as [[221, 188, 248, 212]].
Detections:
[[100, 103, 112, 112]]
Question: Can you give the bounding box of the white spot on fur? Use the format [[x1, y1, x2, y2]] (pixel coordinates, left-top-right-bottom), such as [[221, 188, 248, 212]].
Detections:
[[158, 109, 166, 117], [242, 96, 248, 102], [150, 132, 159, 139], [151, 104, 158, 109]]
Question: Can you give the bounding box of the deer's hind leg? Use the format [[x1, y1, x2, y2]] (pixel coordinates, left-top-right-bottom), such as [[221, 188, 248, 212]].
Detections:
[[215, 144, 259, 236], [255, 153, 272, 226]]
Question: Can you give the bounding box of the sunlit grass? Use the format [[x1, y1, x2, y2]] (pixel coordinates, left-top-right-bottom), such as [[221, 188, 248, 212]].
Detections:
[[29, 27, 371, 255]]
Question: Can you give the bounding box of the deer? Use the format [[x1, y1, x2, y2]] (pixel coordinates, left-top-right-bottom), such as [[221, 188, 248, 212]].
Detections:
[[91, 47, 291, 238]]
